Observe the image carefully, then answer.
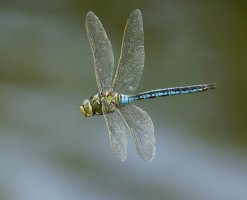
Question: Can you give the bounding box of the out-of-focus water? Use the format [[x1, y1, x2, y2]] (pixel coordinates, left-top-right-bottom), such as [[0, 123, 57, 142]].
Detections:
[[1, 1, 247, 200]]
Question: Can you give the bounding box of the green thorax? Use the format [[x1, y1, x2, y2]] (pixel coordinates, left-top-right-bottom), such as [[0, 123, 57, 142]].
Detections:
[[91, 91, 121, 115]]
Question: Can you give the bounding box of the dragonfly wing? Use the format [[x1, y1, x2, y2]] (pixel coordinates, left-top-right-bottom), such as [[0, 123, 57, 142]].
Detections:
[[112, 9, 144, 94], [102, 103, 128, 161], [119, 104, 155, 162], [86, 11, 114, 92]]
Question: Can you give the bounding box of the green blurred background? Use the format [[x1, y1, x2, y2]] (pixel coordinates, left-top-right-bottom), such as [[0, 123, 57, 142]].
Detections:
[[1, 0, 247, 200]]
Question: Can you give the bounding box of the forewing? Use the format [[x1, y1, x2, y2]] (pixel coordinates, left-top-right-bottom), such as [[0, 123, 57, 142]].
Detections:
[[102, 103, 128, 161], [112, 9, 144, 94], [85, 11, 114, 92], [119, 104, 155, 162]]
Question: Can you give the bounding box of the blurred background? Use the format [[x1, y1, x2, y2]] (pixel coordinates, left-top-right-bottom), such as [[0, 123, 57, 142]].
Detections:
[[0, 0, 247, 200]]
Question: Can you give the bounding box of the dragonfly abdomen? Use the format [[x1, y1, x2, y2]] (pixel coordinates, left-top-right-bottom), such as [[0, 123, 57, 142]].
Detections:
[[119, 83, 216, 104]]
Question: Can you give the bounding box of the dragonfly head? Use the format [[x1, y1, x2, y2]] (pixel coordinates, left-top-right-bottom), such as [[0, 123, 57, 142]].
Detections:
[[80, 99, 93, 117]]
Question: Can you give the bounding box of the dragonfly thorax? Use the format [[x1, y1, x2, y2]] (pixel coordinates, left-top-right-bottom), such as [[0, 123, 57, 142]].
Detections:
[[102, 91, 121, 104], [80, 92, 121, 117]]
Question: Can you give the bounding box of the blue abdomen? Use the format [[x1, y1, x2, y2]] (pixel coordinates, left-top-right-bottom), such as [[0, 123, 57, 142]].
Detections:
[[119, 84, 216, 105]]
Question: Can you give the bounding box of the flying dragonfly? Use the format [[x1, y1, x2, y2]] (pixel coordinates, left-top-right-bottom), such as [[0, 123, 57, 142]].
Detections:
[[80, 9, 216, 162]]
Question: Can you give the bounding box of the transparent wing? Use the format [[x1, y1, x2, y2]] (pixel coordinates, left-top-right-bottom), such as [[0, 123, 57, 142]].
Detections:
[[85, 11, 114, 92], [112, 9, 144, 94], [102, 103, 128, 161], [119, 104, 155, 162]]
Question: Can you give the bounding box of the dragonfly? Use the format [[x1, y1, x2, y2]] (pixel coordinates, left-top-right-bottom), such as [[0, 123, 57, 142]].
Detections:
[[80, 9, 216, 162]]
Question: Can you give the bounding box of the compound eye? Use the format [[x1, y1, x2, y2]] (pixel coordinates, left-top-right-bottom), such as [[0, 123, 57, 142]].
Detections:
[[80, 99, 93, 117], [80, 105, 86, 115]]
